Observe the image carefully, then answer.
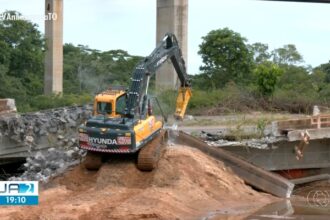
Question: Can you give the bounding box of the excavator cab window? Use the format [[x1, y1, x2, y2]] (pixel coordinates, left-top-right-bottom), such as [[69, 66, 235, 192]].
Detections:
[[97, 102, 112, 115], [116, 94, 126, 115]]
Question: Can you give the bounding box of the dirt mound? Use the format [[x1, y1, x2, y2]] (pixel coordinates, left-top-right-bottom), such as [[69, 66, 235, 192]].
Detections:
[[0, 145, 275, 220]]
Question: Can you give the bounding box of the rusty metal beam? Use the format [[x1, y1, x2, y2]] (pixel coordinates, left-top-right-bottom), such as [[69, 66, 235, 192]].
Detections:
[[174, 131, 294, 198]]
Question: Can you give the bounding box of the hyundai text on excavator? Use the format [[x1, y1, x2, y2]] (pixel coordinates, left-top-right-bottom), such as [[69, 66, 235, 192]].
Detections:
[[78, 33, 192, 171]]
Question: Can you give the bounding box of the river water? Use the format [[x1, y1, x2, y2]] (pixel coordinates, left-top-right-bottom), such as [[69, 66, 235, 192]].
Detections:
[[206, 180, 330, 219]]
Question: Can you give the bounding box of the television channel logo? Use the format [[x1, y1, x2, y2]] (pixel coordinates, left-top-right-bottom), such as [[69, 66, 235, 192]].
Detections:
[[0, 181, 38, 205]]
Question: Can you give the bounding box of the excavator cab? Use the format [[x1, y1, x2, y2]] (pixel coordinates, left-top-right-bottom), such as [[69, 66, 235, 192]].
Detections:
[[93, 89, 126, 118]]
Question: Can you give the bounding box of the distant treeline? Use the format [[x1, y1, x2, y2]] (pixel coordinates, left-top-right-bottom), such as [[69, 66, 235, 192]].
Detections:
[[1, 11, 330, 114], [0, 11, 142, 112]]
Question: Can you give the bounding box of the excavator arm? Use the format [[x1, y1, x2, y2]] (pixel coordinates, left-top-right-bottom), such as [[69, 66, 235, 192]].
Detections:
[[125, 33, 192, 120]]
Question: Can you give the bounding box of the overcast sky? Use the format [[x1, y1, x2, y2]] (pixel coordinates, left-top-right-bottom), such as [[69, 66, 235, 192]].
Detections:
[[1, 0, 330, 74]]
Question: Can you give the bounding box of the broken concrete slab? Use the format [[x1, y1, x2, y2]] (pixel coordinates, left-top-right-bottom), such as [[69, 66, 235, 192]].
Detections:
[[0, 99, 17, 114], [272, 114, 330, 137]]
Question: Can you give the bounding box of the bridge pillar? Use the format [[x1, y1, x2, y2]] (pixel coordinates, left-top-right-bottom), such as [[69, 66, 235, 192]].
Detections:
[[44, 0, 63, 94], [156, 0, 188, 90]]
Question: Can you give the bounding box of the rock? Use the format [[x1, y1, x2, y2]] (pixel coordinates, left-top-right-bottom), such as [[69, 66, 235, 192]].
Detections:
[[59, 118, 67, 123], [25, 135, 34, 143], [70, 113, 79, 121], [41, 118, 48, 123], [10, 134, 20, 142], [23, 163, 29, 168], [39, 129, 47, 136], [34, 152, 45, 160], [67, 119, 76, 128], [48, 126, 58, 133], [48, 147, 56, 152], [65, 150, 75, 158], [42, 168, 52, 177], [33, 126, 40, 134]]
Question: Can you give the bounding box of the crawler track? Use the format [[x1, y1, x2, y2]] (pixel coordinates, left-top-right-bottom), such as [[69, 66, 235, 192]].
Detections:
[[137, 131, 166, 171]]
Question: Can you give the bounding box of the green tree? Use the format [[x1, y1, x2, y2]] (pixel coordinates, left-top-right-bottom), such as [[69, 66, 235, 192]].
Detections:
[[0, 65, 26, 98], [0, 11, 44, 99], [278, 65, 310, 90], [198, 28, 254, 88], [248, 42, 271, 64], [315, 61, 330, 83], [254, 61, 282, 97], [272, 44, 303, 65], [63, 44, 142, 94], [191, 72, 215, 90], [310, 68, 326, 93]]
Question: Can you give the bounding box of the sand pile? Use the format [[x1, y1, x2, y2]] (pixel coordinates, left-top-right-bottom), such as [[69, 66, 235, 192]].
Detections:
[[0, 145, 275, 220]]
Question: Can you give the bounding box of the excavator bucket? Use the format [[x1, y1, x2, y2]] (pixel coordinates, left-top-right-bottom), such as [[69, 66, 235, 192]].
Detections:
[[174, 87, 192, 120]]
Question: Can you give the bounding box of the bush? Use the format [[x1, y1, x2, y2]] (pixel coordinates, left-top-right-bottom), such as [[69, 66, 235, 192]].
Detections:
[[173, 82, 260, 115], [272, 89, 318, 114], [17, 93, 93, 112], [254, 62, 282, 97]]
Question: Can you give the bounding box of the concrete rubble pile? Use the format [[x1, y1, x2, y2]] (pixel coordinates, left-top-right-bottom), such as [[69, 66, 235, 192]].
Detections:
[[0, 105, 92, 147], [205, 136, 281, 149], [0, 105, 93, 181], [199, 125, 286, 149], [10, 147, 85, 182]]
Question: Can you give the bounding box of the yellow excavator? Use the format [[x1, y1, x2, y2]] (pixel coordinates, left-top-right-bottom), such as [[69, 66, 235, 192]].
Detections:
[[78, 33, 192, 171]]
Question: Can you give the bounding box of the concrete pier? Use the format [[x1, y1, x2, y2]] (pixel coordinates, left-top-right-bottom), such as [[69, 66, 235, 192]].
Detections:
[[44, 0, 63, 94], [156, 0, 188, 90]]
